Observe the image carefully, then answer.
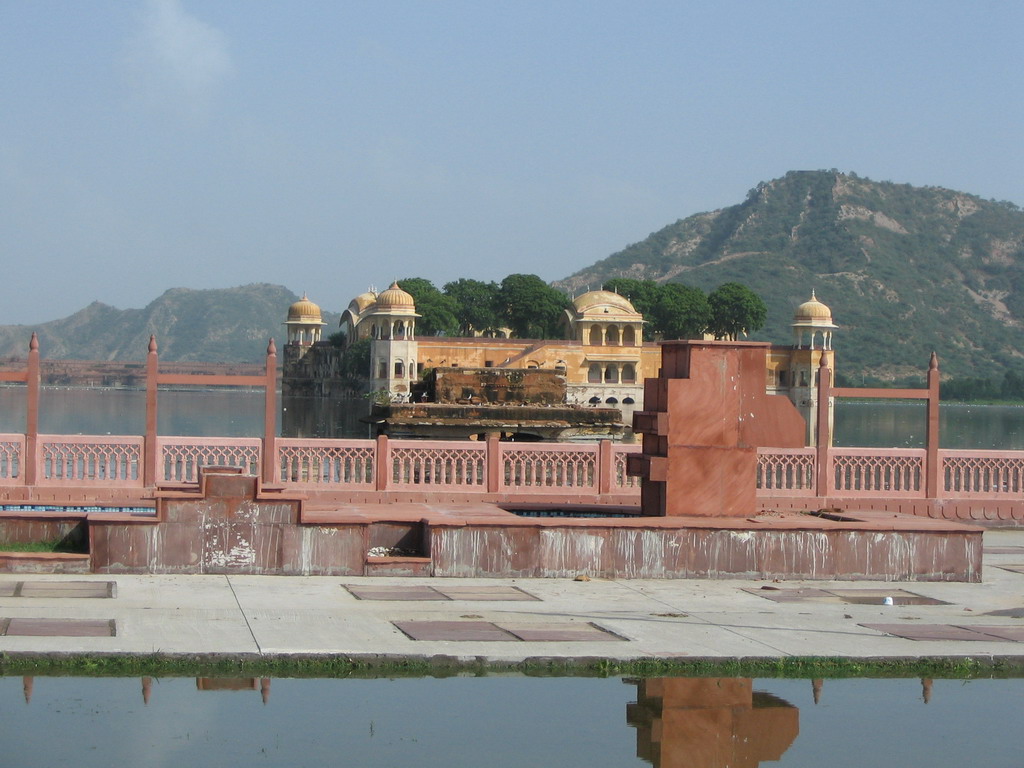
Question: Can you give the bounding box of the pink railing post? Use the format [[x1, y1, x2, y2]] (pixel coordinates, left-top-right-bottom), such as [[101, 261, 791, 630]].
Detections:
[[375, 434, 390, 491], [598, 439, 613, 495], [24, 333, 40, 486], [486, 434, 501, 494], [144, 336, 159, 487], [815, 355, 833, 500], [925, 352, 940, 498], [262, 339, 278, 484]]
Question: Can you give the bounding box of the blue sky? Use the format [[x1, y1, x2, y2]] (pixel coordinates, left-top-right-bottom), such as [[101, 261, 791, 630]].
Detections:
[[1, 1, 1021, 325]]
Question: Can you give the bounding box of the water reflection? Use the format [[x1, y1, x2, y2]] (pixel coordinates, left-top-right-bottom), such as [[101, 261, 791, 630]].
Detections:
[[7, 674, 1006, 767], [627, 677, 798, 767]]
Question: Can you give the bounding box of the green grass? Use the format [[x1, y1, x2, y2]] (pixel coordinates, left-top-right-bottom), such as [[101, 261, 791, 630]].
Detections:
[[0, 538, 84, 554], [2, 653, 1022, 680]]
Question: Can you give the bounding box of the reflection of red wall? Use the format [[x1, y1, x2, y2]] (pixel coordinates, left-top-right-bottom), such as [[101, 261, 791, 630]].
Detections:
[[632, 341, 806, 516], [627, 678, 799, 768]]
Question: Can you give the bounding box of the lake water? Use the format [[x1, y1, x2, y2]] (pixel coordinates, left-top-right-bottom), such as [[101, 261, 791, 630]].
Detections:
[[0, 387, 1021, 448], [2, 674, 1022, 767]]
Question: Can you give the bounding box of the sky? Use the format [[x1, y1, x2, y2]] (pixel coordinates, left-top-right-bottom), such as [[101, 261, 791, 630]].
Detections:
[[1, 0, 1022, 326]]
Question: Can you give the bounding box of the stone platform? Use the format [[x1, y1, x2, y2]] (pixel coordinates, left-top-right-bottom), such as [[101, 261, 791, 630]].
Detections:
[[77, 467, 983, 581]]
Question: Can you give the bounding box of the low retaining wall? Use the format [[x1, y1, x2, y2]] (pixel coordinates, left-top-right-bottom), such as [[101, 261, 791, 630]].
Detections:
[[83, 468, 983, 581]]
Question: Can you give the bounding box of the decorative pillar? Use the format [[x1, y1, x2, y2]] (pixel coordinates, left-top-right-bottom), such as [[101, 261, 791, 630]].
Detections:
[[144, 336, 159, 487], [815, 355, 833, 499], [24, 334, 40, 486], [925, 352, 940, 499], [262, 339, 277, 484]]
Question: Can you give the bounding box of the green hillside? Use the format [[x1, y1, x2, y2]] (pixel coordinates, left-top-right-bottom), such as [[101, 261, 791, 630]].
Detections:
[[0, 284, 338, 363], [557, 170, 1024, 380]]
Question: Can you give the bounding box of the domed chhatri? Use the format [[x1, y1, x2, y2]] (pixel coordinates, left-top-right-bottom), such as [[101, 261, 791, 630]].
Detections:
[[374, 281, 417, 311], [287, 293, 323, 323], [571, 289, 640, 316], [284, 293, 326, 347], [566, 289, 644, 348], [791, 291, 837, 350]]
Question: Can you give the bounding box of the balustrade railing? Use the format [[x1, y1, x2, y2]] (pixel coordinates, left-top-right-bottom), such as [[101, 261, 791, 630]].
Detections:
[[0, 435, 23, 485], [39, 435, 143, 486], [831, 448, 925, 497], [942, 450, 1024, 498], [389, 440, 486, 488], [277, 438, 375, 488], [756, 448, 816, 496], [158, 437, 261, 483]]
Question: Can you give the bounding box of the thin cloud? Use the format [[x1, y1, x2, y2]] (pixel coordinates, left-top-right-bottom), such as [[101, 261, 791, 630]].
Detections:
[[123, 0, 233, 121]]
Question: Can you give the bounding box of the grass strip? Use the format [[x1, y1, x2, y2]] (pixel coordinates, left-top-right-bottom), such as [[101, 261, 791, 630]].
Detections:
[[2, 652, 1024, 680]]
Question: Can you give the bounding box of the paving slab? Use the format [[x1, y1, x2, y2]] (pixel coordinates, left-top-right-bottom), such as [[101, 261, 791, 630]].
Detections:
[[0, 532, 1021, 662]]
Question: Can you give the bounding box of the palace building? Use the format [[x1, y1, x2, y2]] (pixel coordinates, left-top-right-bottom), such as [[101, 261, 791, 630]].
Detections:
[[282, 284, 837, 444]]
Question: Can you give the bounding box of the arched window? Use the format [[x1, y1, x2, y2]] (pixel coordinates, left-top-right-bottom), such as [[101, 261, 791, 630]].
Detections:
[[394, 360, 404, 378], [622, 364, 636, 383], [588, 396, 601, 404], [622, 326, 636, 346], [589, 325, 603, 346], [588, 363, 602, 383], [605, 365, 619, 383], [395, 321, 405, 339], [622, 397, 635, 405], [606, 397, 618, 405], [606, 326, 620, 345]]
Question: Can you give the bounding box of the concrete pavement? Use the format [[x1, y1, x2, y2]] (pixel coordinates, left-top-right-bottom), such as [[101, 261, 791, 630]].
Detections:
[[1, 530, 1023, 665]]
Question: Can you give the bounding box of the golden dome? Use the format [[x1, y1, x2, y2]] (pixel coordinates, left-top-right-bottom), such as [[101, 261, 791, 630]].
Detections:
[[350, 291, 378, 313], [571, 290, 639, 315], [375, 281, 416, 310], [793, 291, 834, 323], [287, 294, 323, 322]]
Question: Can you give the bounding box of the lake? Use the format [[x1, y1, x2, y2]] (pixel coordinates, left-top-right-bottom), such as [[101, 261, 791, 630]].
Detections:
[[0, 387, 1022, 448], [2, 674, 1022, 767]]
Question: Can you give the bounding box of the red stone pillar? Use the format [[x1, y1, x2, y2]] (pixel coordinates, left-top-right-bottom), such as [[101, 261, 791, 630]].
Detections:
[[375, 434, 390, 491], [925, 352, 941, 499], [486, 433, 501, 494], [24, 334, 40, 487], [815, 355, 833, 500], [597, 439, 613, 495], [262, 339, 278, 484], [144, 336, 159, 487]]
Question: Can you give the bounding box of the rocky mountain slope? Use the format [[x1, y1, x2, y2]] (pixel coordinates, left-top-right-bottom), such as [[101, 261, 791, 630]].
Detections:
[[557, 170, 1024, 380], [0, 284, 338, 363]]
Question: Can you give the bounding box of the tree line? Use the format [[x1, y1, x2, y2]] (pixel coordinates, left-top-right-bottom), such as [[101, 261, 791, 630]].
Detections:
[[334, 274, 767, 342]]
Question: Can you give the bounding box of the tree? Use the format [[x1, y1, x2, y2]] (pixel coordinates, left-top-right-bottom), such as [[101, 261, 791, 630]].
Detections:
[[338, 337, 371, 391], [396, 277, 459, 337], [497, 274, 571, 339], [443, 278, 500, 336], [652, 283, 710, 340], [707, 282, 767, 340]]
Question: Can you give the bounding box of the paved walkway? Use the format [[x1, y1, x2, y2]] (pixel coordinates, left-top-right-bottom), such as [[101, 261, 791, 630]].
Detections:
[[0, 531, 1022, 664]]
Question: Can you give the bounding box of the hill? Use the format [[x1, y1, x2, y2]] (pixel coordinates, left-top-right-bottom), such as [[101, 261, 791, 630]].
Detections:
[[0, 284, 338, 363], [556, 170, 1024, 380]]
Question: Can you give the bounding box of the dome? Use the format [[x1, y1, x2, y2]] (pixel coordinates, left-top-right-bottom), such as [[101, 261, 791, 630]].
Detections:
[[572, 290, 639, 315], [287, 294, 323, 322], [350, 291, 378, 313], [793, 291, 835, 325], [375, 281, 416, 310]]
